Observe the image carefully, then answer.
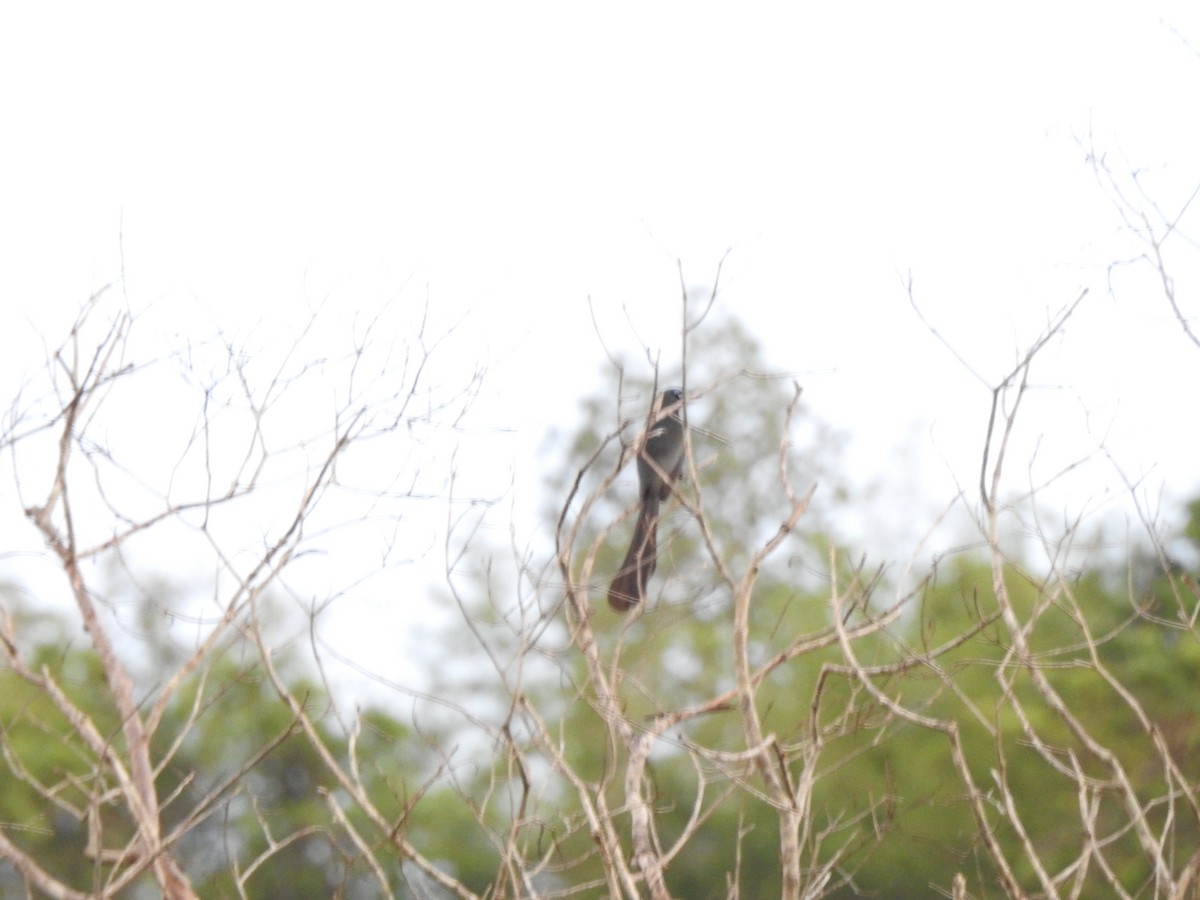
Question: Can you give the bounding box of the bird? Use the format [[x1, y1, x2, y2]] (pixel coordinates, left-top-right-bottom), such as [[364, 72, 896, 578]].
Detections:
[[608, 388, 685, 611]]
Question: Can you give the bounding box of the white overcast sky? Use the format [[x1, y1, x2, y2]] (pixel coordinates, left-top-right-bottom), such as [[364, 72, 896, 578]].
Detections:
[[2, 3, 1199, 684]]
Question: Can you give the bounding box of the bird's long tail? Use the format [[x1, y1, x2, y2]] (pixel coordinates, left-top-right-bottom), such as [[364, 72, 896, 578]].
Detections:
[[608, 494, 659, 611]]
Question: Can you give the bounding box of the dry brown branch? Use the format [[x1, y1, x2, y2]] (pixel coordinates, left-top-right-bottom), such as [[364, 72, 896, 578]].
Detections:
[[1087, 146, 1200, 351], [9, 227, 1200, 898], [0, 828, 89, 900], [0, 294, 487, 896], [17, 310, 197, 897]]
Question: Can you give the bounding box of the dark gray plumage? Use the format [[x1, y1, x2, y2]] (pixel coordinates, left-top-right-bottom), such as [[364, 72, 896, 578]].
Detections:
[[608, 389, 685, 611]]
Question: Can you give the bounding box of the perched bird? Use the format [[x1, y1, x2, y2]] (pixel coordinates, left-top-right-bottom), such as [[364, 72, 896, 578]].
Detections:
[[608, 388, 685, 611]]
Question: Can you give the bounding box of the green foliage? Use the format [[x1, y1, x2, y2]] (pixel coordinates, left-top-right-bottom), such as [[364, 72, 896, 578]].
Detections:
[[0, 609, 487, 898], [511, 314, 1200, 895], [6, 313, 1200, 897]]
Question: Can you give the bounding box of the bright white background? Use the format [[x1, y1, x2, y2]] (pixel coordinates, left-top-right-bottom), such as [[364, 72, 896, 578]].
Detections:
[[2, 3, 1199, 687]]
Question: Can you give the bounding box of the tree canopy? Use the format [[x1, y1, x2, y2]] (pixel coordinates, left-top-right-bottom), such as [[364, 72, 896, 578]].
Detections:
[[2, 265, 1199, 898]]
